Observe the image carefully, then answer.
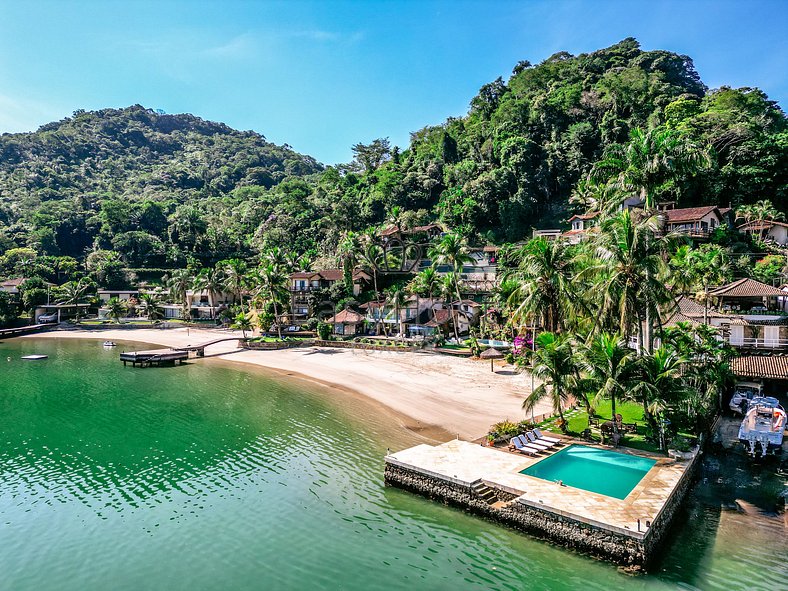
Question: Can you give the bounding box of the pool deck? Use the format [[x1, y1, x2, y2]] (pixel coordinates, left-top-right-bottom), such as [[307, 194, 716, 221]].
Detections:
[[385, 439, 690, 540]]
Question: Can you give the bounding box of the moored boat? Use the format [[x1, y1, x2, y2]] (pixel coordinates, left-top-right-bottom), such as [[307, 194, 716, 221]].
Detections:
[[103, 341, 117, 347], [738, 397, 786, 457], [729, 381, 763, 416]]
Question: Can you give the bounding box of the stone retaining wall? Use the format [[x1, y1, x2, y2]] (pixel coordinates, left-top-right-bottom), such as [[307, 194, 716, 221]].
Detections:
[[384, 463, 679, 568]]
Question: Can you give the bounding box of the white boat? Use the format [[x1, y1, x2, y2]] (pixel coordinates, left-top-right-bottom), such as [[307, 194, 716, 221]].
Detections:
[[738, 397, 786, 457], [21, 354, 48, 360], [103, 341, 117, 347], [729, 381, 763, 415]]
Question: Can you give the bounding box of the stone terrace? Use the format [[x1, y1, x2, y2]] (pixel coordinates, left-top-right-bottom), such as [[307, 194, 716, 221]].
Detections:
[[386, 439, 690, 539]]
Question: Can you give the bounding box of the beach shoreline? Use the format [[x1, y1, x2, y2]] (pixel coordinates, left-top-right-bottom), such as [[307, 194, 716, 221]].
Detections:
[[21, 327, 545, 440]]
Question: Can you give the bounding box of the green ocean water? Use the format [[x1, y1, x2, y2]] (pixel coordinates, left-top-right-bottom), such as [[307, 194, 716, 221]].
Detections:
[[0, 338, 785, 591]]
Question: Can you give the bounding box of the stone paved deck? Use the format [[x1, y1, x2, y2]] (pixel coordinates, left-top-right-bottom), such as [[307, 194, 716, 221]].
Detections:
[[386, 439, 691, 539]]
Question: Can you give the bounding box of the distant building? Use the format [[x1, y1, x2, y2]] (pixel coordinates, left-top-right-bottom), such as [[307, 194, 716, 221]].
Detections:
[[737, 220, 788, 246], [659, 205, 729, 237], [563, 212, 599, 244], [0, 277, 27, 295]]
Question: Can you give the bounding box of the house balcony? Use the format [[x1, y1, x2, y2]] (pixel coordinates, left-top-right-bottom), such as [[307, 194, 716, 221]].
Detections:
[[727, 336, 788, 350]]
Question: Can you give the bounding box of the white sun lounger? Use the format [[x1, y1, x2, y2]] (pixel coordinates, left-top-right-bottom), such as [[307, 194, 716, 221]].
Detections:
[[515, 435, 549, 452], [524, 432, 555, 449], [533, 428, 562, 444], [509, 437, 541, 455]]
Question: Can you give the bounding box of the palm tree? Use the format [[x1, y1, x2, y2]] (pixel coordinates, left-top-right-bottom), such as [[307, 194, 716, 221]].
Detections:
[[521, 332, 577, 433], [631, 347, 689, 447], [220, 258, 248, 311], [164, 268, 193, 320], [192, 267, 224, 319], [748, 199, 785, 240], [138, 293, 164, 323], [60, 278, 93, 323], [105, 297, 126, 324], [231, 311, 253, 338], [577, 332, 636, 439], [586, 209, 674, 352], [593, 127, 710, 210], [385, 287, 410, 338], [430, 233, 473, 341], [255, 263, 288, 339], [506, 237, 579, 333]]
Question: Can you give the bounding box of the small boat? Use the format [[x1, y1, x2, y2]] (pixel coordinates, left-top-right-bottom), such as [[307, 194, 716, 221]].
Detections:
[[21, 354, 48, 360], [103, 341, 117, 347], [738, 397, 786, 458], [729, 381, 763, 415]]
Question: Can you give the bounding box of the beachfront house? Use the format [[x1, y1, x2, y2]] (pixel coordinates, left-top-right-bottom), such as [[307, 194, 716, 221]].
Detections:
[[325, 308, 365, 336], [289, 269, 372, 326]]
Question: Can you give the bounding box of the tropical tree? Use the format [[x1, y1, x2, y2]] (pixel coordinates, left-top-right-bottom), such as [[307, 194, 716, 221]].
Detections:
[[593, 127, 710, 210], [736, 199, 786, 240], [164, 268, 193, 319], [105, 297, 126, 324], [220, 258, 249, 311], [385, 287, 410, 338], [231, 311, 253, 338], [631, 347, 689, 447], [138, 293, 164, 323], [521, 332, 577, 433], [255, 262, 289, 339], [192, 267, 224, 319], [430, 233, 473, 341], [506, 237, 579, 333], [59, 278, 94, 323], [577, 332, 637, 439], [587, 210, 674, 352]]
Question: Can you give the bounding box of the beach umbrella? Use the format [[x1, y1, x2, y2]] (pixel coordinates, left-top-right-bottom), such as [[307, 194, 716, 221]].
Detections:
[[480, 347, 504, 372]]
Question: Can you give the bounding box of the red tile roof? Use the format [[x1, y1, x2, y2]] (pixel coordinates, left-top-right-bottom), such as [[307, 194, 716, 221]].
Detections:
[[0, 277, 26, 287], [708, 278, 786, 298], [663, 206, 720, 223], [730, 355, 788, 380], [326, 309, 365, 324]]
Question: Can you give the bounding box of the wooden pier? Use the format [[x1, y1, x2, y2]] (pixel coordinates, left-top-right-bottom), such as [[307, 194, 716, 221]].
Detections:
[[120, 336, 243, 367], [120, 348, 189, 367]]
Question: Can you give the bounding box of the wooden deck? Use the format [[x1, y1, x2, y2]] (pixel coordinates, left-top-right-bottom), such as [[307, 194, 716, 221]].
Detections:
[[120, 348, 189, 367]]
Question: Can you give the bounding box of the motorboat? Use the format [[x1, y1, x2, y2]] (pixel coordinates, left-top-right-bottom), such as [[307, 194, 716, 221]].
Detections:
[[729, 381, 764, 415], [103, 341, 117, 347], [21, 354, 48, 360], [738, 397, 786, 457]]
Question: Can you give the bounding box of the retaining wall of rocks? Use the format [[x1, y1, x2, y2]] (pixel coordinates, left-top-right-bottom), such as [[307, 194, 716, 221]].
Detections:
[[384, 461, 693, 568]]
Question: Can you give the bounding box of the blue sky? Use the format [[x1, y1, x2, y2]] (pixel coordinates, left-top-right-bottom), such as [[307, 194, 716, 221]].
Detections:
[[0, 0, 786, 164]]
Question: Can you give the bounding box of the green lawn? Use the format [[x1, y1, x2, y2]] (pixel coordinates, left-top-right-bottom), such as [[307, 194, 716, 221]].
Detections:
[[539, 400, 661, 453]]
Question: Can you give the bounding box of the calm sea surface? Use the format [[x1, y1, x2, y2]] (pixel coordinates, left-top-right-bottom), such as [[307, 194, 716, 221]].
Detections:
[[0, 338, 784, 590]]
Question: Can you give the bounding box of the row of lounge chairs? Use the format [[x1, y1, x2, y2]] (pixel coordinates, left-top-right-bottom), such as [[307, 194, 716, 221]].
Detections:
[[509, 429, 563, 455]]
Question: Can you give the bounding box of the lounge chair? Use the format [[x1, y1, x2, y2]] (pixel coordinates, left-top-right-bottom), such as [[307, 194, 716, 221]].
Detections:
[[533, 428, 562, 445], [524, 432, 555, 449], [515, 434, 549, 453], [509, 437, 540, 455]]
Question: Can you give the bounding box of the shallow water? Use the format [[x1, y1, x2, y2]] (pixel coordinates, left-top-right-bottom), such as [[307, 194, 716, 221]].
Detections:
[[0, 338, 785, 590]]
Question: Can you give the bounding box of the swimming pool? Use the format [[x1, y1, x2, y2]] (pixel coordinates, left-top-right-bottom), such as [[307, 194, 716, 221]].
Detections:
[[521, 445, 656, 500]]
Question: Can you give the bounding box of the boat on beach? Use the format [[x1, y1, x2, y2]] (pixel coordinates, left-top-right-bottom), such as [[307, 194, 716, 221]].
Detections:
[[738, 397, 786, 457]]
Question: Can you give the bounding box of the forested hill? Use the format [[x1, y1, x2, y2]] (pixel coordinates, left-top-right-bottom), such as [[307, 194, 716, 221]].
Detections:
[[0, 105, 322, 259], [0, 38, 786, 271]]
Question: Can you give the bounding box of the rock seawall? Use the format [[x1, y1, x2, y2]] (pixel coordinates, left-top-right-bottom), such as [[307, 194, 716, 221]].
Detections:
[[385, 458, 699, 568]]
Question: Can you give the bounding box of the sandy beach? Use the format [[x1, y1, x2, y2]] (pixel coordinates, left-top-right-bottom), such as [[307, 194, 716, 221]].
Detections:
[[23, 327, 548, 440]]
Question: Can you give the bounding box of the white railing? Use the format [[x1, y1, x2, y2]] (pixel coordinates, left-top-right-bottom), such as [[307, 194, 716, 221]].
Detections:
[[728, 337, 788, 349]]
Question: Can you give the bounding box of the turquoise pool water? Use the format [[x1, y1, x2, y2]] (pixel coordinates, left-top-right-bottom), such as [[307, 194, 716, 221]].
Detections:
[[521, 445, 656, 500]]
